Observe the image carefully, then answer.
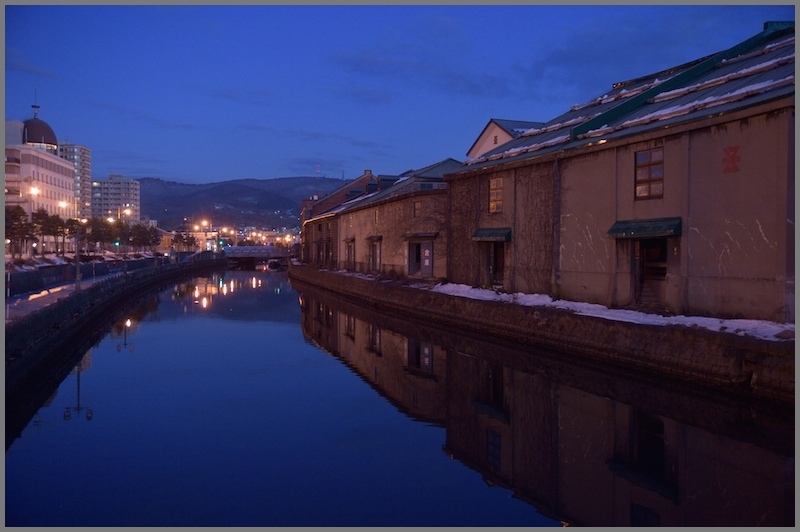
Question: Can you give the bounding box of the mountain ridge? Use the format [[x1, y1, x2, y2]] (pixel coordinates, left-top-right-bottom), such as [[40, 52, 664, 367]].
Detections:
[[137, 176, 346, 231]]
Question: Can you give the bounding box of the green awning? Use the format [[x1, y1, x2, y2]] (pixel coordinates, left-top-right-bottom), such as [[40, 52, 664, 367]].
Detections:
[[404, 232, 438, 240], [472, 228, 512, 242], [607, 217, 682, 239]]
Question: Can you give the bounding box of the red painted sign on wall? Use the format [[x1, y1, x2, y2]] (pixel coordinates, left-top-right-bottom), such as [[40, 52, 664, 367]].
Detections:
[[723, 146, 741, 173]]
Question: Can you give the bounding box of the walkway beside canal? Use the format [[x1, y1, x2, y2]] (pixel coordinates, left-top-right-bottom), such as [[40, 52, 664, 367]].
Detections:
[[5, 272, 119, 323]]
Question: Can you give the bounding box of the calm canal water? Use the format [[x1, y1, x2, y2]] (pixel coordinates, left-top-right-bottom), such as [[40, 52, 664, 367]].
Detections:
[[5, 269, 794, 527]]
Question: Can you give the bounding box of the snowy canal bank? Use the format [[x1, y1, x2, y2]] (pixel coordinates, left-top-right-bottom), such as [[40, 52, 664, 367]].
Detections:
[[288, 264, 794, 405]]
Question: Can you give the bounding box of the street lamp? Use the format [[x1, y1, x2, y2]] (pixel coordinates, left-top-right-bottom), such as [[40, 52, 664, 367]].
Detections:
[[28, 185, 39, 221], [74, 218, 88, 291], [116, 208, 132, 256], [27, 185, 40, 257], [201, 219, 213, 251]]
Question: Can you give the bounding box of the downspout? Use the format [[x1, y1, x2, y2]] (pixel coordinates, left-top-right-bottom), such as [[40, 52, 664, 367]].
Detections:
[[511, 168, 517, 292], [785, 109, 795, 323], [551, 156, 562, 299], [476, 173, 484, 287]]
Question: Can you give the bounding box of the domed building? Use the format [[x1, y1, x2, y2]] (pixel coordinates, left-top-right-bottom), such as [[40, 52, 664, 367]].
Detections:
[[22, 105, 59, 154], [5, 104, 77, 256]]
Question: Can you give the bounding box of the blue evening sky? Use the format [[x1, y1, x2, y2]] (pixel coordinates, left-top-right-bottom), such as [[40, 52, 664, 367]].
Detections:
[[5, 4, 795, 185]]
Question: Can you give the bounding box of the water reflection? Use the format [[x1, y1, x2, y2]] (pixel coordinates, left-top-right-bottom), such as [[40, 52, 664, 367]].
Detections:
[[293, 279, 794, 527], [61, 354, 93, 421], [10, 270, 553, 527], [5, 268, 294, 451], [6, 270, 793, 526], [167, 269, 299, 323]]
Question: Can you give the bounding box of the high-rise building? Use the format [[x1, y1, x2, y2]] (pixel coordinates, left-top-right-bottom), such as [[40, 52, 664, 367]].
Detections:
[[58, 143, 92, 219], [90, 174, 140, 222]]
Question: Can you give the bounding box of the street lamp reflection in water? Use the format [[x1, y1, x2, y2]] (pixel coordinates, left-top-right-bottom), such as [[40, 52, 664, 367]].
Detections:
[[63, 355, 93, 421], [117, 318, 134, 352]]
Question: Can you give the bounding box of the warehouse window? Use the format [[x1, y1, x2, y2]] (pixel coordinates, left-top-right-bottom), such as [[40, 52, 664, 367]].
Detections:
[[635, 148, 664, 199], [489, 177, 503, 213]]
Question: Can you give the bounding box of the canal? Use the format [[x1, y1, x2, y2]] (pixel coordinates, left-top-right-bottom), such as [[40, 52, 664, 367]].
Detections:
[[5, 269, 794, 527]]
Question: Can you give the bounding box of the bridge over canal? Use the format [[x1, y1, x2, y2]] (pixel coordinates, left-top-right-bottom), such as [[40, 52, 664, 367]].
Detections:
[[223, 246, 293, 270]]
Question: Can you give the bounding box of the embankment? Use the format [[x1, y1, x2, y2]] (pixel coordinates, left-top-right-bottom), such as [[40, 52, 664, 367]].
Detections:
[[5, 255, 169, 297], [288, 264, 794, 406]]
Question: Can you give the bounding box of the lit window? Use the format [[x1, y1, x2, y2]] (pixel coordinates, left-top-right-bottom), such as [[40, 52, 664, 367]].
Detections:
[[635, 148, 664, 200], [413, 201, 421, 218], [489, 177, 503, 213]]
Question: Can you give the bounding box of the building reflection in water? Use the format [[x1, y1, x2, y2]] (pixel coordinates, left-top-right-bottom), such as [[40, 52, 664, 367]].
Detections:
[[294, 281, 794, 527]]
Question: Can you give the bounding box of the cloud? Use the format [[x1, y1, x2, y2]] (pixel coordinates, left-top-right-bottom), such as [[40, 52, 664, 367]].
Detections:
[[181, 82, 274, 107], [241, 123, 387, 150], [85, 100, 201, 130], [333, 86, 393, 106], [211, 88, 271, 105], [328, 11, 518, 101], [508, 6, 779, 107], [6, 49, 57, 79], [285, 156, 349, 178], [91, 149, 172, 179], [331, 47, 516, 100]]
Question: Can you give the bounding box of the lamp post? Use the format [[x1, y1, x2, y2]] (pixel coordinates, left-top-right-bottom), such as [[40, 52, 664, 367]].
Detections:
[[117, 207, 131, 256], [74, 218, 87, 291], [27, 185, 39, 222], [201, 219, 212, 251], [27, 184, 39, 258], [109, 215, 128, 274]]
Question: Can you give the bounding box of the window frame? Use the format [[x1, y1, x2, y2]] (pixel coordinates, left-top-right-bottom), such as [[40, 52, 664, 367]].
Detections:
[[634, 147, 664, 200], [489, 177, 503, 213]]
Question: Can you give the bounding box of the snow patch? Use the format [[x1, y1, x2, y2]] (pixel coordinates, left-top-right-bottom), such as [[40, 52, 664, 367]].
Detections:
[[427, 282, 793, 342]]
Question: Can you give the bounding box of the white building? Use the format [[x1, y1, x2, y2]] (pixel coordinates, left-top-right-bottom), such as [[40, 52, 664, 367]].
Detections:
[[4, 106, 77, 221], [90, 173, 141, 222]]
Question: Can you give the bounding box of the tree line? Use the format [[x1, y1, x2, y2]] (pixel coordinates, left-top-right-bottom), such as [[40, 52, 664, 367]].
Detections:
[[5, 205, 163, 259]]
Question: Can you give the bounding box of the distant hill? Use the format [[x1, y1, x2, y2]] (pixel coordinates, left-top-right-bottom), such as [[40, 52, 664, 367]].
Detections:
[[136, 176, 346, 231]]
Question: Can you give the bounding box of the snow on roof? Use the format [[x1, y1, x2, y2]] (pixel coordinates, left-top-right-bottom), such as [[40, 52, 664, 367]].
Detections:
[[472, 134, 570, 164], [583, 75, 794, 138], [464, 24, 794, 170], [653, 51, 794, 103]]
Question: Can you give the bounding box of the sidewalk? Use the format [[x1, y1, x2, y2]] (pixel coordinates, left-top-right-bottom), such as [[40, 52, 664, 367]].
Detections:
[[4, 273, 121, 324]]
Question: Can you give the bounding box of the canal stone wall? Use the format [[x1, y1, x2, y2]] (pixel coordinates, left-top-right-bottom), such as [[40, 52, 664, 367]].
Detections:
[[5, 256, 228, 400], [5, 258, 167, 298], [288, 264, 794, 405]]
